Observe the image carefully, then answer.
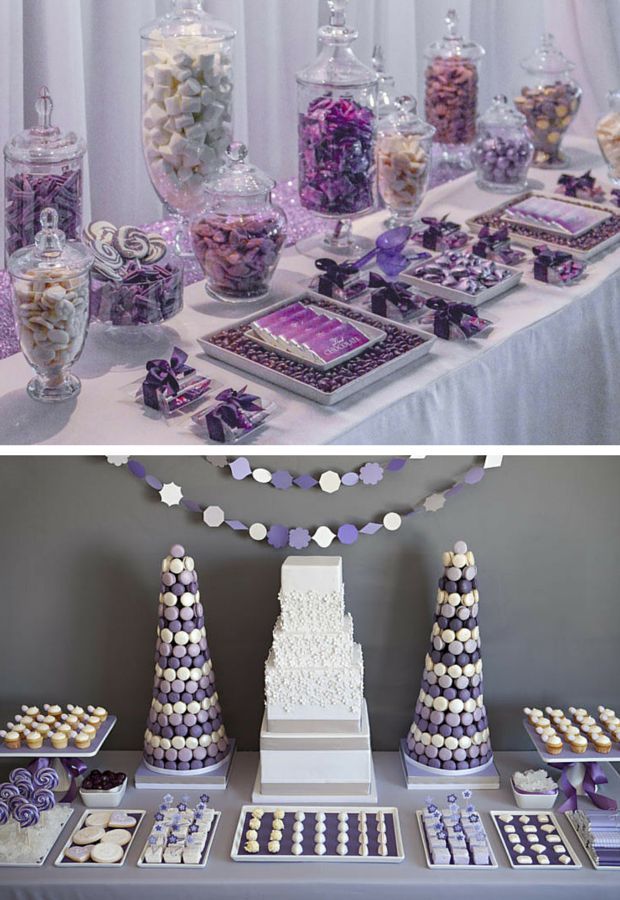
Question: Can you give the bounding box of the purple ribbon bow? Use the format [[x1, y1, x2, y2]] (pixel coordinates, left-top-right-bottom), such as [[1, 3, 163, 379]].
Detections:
[[28, 756, 87, 803], [473, 225, 510, 254], [557, 169, 596, 198], [419, 215, 467, 251], [550, 760, 618, 814], [612, 188, 620, 207], [205, 387, 263, 443], [143, 347, 195, 410], [425, 296, 482, 340], [532, 243, 584, 284], [314, 258, 360, 297], [369, 272, 422, 319]]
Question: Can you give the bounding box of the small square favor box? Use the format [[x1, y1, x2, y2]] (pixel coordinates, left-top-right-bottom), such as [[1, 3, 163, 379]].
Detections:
[[137, 347, 217, 419], [191, 387, 278, 444]]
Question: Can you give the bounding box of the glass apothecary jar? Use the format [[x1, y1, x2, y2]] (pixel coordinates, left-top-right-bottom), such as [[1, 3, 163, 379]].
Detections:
[[3, 87, 85, 266], [514, 33, 581, 168], [296, 0, 378, 257], [191, 142, 287, 303], [140, 0, 235, 255], [472, 95, 534, 193], [424, 9, 484, 167], [8, 208, 93, 402], [597, 88, 620, 186], [373, 45, 397, 122], [377, 96, 435, 226]]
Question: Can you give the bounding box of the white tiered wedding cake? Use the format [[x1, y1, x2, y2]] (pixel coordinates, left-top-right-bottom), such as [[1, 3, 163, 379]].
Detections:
[[255, 556, 375, 801]]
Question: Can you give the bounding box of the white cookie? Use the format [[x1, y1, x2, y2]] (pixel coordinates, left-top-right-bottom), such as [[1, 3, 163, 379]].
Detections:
[[91, 842, 124, 864]]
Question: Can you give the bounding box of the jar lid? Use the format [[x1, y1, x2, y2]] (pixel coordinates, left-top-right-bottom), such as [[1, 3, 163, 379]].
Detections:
[[426, 8, 484, 61], [296, 0, 377, 88], [383, 96, 436, 139], [8, 208, 93, 278], [373, 45, 397, 118], [141, 0, 235, 42], [4, 87, 86, 165], [520, 33, 575, 76], [479, 94, 528, 129], [205, 142, 275, 200]]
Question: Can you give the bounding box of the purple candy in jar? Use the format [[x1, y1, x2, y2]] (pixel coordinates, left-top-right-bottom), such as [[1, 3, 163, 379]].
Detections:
[[472, 96, 534, 192]]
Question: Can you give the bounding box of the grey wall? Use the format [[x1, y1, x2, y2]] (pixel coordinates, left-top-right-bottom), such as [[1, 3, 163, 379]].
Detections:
[[0, 455, 618, 755]]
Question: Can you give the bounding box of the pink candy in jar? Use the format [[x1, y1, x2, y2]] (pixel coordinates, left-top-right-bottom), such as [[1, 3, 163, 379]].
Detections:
[[191, 143, 286, 302]]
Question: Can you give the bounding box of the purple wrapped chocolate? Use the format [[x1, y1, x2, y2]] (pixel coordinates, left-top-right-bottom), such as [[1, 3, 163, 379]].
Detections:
[[472, 225, 527, 266], [556, 170, 605, 203], [409, 250, 514, 296], [90, 259, 183, 326], [299, 95, 376, 216]]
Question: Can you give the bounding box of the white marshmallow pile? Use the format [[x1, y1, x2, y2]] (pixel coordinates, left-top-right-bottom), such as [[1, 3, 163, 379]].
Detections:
[[14, 273, 89, 371], [142, 37, 233, 216]]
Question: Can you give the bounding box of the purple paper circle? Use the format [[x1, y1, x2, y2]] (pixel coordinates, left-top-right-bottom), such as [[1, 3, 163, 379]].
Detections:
[[338, 524, 359, 545], [271, 471, 293, 491], [267, 524, 289, 549]]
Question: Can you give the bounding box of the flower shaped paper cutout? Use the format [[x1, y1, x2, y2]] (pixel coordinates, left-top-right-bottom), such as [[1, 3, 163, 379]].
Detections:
[[289, 528, 311, 550], [160, 482, 183, 507], [359, 462, 384, 485]]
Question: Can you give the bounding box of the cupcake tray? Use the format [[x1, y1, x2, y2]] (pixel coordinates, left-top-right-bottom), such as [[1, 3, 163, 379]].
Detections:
[[401, 257, 523, 308], [565, 810, 620, 870], [137, 811, 220, 869], [0, 716, 117, 759], [201, 292, 435, 407], [0, 806, 74, 867], [523, 720, 620, 764], [54, 808, 145, 867], [415, 811, 498, 869], [490, 811, 582, 869], [230, 806, 405, 862], [467, 192, 620, 261]]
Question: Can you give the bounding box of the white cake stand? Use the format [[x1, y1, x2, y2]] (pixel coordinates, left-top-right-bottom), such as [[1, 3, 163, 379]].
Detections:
[[134, 739, 236, 791], [399, 739, 500, 790]]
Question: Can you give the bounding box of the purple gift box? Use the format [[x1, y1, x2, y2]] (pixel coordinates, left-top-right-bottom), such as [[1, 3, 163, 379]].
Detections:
[[532, 244, 586, 286]]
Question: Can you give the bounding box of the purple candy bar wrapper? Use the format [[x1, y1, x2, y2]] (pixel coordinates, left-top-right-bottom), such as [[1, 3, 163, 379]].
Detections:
[[160, 376, 213, 415], [307, 322, 370, 363], [269, 312, 328, 342], [291, 317, 342, 347], [254, 302, 308, 329]]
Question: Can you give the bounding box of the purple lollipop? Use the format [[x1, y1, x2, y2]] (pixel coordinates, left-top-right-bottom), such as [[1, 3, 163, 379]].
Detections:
[[31, 787, 55, 812], [0, 801, 9, 826], [11, 797, 40, 828], [9, 767, 32, 787], [0, 783, 20, 803], [32, 767, 59, 791]]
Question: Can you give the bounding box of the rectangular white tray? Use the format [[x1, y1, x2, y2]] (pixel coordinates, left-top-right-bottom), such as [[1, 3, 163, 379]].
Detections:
[[415, 810, 498, 869], [490, 810, 582, 869], [523, 719, 620, 764], [201, 292, 435, 407], [231, 805, 404, 862], [505, 195, 611, 238], [565, 810, 620, 871], [54, 808, 145, 867], [0, 715, 117, 759], [467, 192, 620, 261], [137, 811, 220, 869], [401, 259, 523, 307], [0, 806, 74, 867]]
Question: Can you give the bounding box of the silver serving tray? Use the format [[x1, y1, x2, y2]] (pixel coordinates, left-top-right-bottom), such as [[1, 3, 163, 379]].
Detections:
[[490, 810, 582, 869], [201, 292, 436, 407], [416, 810, 498, 869], [505, 195, 611, 238], [401, 258, 523, 307]]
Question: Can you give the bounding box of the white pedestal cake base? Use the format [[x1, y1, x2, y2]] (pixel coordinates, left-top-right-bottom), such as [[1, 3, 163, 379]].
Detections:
[[251, 761, 378, 804], [134, 740, 236, 790], [399, 739, 500, 790]]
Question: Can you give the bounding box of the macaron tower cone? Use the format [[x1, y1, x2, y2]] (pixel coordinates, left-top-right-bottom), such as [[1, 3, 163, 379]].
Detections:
[[142, 544, 230, 772], [404, 540, 493, 772]]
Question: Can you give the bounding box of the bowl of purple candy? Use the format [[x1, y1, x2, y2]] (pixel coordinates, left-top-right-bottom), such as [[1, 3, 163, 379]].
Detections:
[[84, 221, 184, 328], [80, 769, 127, 808], [472, 96, 534, 193]]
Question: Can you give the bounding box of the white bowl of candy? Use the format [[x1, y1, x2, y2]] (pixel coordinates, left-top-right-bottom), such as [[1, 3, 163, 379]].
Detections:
[[79, 769, 127, 808], [511, 769, 558, 809]]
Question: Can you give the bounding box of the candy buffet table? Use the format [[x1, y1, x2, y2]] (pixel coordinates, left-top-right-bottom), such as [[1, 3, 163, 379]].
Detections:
[[0, 750, 617, 899], [0, 138, 618, 446]]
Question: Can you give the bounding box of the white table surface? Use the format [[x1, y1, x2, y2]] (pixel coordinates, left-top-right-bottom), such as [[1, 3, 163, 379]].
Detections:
[[0, 749, 618, 899], [0, 138, 617, 447]]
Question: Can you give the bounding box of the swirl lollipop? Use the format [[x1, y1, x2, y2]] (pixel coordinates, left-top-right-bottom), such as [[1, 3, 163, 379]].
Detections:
[[10, 769, 33, 799], [0, 783, 20, 803], [31, 787, 55, 813], [11, 797, 40, 829], [32, 767, 59, 792], [0, 800, 9, 826]]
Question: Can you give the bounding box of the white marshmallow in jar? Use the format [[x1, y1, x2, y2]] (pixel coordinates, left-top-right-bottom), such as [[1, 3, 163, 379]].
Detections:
[[8, 207, 93, 402], [140, 0, 235, 225]]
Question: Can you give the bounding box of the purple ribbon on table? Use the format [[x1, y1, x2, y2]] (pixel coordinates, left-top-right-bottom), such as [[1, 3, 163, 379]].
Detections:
[[419, 215, 467, 251], [314, 258, 361, 297], [549, 760, 618, 814], [28, 756, 88, 803], [557, 169, 597, 198], [205, 387, 264, 443], [143, 346, 195, 410], [368, 272, 422, 319], [425, 296, 483, 340]]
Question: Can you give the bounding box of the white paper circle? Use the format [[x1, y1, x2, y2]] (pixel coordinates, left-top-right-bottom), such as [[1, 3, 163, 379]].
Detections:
[[383, 512, 402, 531], [249, 523, 267, 541], [313, 526, 336, 548], [203, 506, 225, 528], [319, 471, 341, 494], [252, 468, 271, 484]]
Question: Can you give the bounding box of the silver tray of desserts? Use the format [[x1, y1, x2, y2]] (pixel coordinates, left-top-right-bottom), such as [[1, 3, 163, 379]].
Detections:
[[416, 810, 498, 870], [401, 256, 523, 307], [54, 808, 145, 867], [490, 811, 582, 869], [137, 811, 220, 869]]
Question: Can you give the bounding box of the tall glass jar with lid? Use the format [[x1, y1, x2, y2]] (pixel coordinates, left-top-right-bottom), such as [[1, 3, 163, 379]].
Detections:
[[597, 89, 620, 186], [514, 33, 581, 168], [424, 9, 484, 168], [296, 0, 378, 257], [140, 0, 235, 255], [472, 95, 534, 193], [3, 87, 86, 266]]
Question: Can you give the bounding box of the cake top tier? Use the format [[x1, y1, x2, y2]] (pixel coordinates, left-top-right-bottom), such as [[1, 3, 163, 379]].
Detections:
[[281, 556, 343, 595]]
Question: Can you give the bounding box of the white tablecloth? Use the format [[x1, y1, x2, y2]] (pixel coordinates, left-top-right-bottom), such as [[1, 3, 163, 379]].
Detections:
[[0, 138, 617, 446]]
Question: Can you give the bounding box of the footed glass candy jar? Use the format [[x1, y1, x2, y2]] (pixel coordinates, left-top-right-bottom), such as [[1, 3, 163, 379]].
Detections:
[[377, 96, 435, 226], [472, 95, 534, 193], [597, 88, 620, 186], [296, 0, 378, 257], [3, 86, 85, 266], [514, 33, 581, 168], [191, 143, 287, 303], [141, 0, 235, 255], [8, 208, 93, 402], [424, 9, 484, 167]]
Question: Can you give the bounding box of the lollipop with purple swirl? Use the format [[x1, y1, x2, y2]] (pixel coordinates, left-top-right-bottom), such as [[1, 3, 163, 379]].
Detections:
[[32, 767, 59, 792], [9, 768, 33, 799], [31, 787, 55, 813], [0, 783, 20, 804], [0, 800, 9, 828], [11, 797, 40, 829]]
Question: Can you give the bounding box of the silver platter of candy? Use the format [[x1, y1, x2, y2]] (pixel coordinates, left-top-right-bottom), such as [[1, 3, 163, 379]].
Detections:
[[0, 806, 74, 867], [467, 192, 620, 261], [402, 252, 523, 307], [201, 292, 436, 406]]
